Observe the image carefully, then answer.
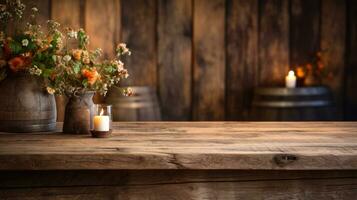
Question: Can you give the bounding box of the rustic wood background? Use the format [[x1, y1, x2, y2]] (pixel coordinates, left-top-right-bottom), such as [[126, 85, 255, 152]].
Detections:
[[17, 0, 357, 121]]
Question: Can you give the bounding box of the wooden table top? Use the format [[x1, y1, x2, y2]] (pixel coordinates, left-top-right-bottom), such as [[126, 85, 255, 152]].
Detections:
[[0, 122, 356, 170]]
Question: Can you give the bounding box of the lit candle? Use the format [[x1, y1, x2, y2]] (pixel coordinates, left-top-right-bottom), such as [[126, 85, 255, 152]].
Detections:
[[285, 70, 297, 88], [93, 109, 110, 131]]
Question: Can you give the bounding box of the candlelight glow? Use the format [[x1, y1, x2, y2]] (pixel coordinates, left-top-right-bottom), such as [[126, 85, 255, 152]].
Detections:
[[286, 70, 297, 88], [288, 70, 295, 77], [100, 108, 104, 116]]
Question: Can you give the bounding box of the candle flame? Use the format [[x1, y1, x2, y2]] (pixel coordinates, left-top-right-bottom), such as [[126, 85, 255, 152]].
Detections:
[[100, 108, 104, 116], [288, 70, 295, 76]]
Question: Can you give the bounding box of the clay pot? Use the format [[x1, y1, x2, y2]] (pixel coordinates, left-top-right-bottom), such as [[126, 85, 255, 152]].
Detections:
[[63, 92, 95, 134], [0, 73, 57, 132]]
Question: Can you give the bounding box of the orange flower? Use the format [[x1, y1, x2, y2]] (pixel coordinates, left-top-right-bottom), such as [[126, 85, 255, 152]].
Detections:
[[72, 49, 82, 60], [8, 57, 27, 72], [296, 67, 305, 78], [317, 61, 324, 70], [82, 68, 99, 85]]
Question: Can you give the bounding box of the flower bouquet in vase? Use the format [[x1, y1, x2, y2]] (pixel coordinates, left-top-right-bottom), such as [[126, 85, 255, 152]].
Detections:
[[0, 1, 61, 132], [35, 28, 131, 134]]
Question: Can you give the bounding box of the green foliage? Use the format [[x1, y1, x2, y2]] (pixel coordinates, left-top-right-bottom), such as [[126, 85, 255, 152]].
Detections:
[[82, 79, 88, 88], [8, 41, 22, 55], [77, 29, 89, 49], [72, 61, 81, 74]]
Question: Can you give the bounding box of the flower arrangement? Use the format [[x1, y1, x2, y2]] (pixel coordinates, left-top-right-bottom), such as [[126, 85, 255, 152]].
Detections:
[[0, 0, 62, 81], [31, 28, 131, 96], [0, 0, 132, 97], [295, 50, 332, 86]]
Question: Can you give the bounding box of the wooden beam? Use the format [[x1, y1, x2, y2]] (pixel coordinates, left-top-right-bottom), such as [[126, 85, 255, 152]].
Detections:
[[85, 0, 120, 58], [121, 0, 157, 88], [321, 0, 346, 119], [226, 0, 258, 120], [158, 0, 192, 120], [193, 0, 226, 120], [290, 0, 320, 66], [259, 0, 290, 86], [51, 0, 82, 29]]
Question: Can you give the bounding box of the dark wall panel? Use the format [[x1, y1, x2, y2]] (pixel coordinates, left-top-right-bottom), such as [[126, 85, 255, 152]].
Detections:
[[158, 0, 192, 120], [226, 0, 258, 120]]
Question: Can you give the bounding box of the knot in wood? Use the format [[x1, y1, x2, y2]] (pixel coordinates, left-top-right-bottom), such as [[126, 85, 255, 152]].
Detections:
[[274, 154, 298, 167]]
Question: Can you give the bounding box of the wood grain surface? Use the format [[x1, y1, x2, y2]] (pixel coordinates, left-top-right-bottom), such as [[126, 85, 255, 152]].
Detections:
[[0, 122, 357, 170], [1, 170, 357, 200], [259, 0, 289, 86], [85, 0, 120, 58], [226, 0, 258, 120], [121, 0, 157, 88], [158, 0, 192, 120], [290, 0, 320, 67], [321, 0, 346, 119], [193, 0, 226, 120], [51, 0, 82, 29]]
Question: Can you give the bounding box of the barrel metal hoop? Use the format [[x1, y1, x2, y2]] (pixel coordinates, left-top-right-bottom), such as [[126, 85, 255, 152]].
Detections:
[[252, 100, 331, 108], [0, 111, 55, 120], [255, 87, 330, 96]]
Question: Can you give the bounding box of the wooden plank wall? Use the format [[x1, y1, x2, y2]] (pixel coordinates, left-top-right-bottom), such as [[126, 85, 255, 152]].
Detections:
[[20, 0, 356, 120]]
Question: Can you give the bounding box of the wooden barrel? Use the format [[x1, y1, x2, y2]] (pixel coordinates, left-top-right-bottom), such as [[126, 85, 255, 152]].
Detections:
[[0, 73, 57, 132], [105, 86, 161, 121], [252, 87, 336, 121]]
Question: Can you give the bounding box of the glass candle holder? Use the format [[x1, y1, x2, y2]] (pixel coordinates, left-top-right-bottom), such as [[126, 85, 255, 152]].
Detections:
[[91, 104, 112, 138]]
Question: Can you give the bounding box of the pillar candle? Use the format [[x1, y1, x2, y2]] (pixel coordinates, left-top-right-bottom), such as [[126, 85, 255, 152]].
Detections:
[[285, 70, 297, 88], [94, 115, 110, 131]]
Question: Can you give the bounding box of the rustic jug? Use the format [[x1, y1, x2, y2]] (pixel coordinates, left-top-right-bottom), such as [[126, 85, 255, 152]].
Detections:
[[0, 73, 57, 132], [63, 92, 95, 134]]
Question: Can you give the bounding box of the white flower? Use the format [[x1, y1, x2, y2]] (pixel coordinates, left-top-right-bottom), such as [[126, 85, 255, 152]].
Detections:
[[46, 87, 55, 94], [21, 39, 29, 47], [67, 30, 77, 39], [117, 43, 131, 56], [112, 60, 124, 71], [119, 69, 129, 79], [31, 7, 38, 12], [123, 87, 133, 96], [29, 65, 42, 76], [118, 43, 126, 49], [103, 84, 108, 90], [95, 48, 102, 56], [63, 55, 72, 62]]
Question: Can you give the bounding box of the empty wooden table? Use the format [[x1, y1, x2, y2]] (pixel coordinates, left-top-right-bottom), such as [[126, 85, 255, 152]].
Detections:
[[0, 122, 357, 199]]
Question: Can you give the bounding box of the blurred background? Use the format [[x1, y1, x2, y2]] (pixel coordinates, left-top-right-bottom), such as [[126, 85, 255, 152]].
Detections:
[[13, 0, 357, 121]]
